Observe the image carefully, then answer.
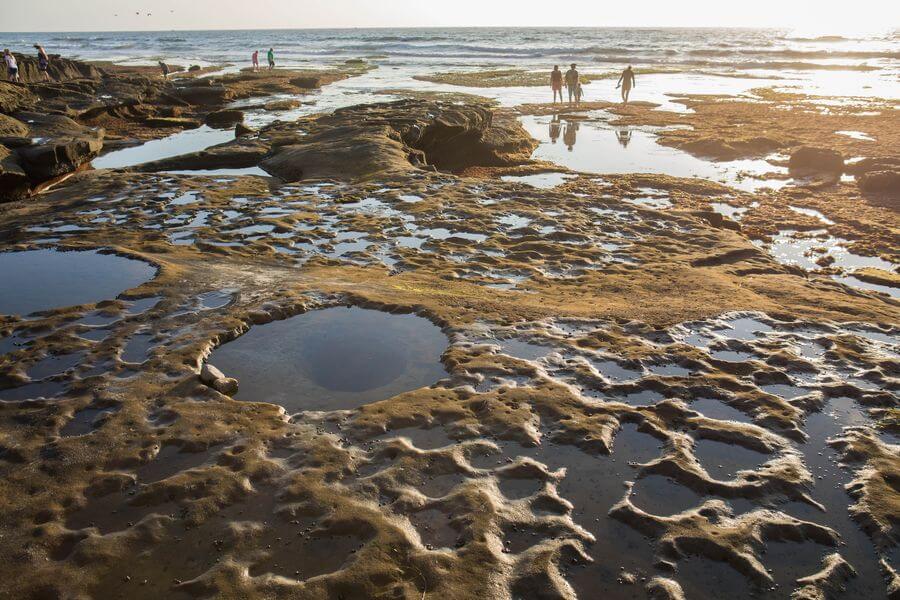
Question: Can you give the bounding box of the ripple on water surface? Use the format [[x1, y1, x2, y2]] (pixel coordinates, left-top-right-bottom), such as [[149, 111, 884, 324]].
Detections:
[[208, 307, 448, 411], [0, 249, 156, 317]]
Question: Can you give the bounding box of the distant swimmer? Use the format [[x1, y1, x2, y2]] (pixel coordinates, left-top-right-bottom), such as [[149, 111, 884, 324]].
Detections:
[[3, 49, 19, 83], [252, 50, 259, 72], [267, 48, 275, 70], [617, 66, 636, 104], [159, 61, 170, 79], [34, 45, 50, 81], [565, 63, 579, 105], [550, 65, 563, 104]]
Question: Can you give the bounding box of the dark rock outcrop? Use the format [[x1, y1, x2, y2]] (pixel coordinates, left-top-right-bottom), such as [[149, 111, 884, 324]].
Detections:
[[0, 145, 29, 200], [205, 109, 244, 128], [678, 136, 784, 161], [131, 139, 268, 173], [0, 112, 103, 196], [788, 146, 845, 174], [858, 171, 900, 196], [260, 100, 537, 182], [0, 113, 29, 138], [0, 82, 38, 114], [171, 84, 236, 106], [7, 53, 103, 84]]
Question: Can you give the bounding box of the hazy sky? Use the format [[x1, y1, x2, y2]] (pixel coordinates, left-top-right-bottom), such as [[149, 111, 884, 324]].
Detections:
[[3, 0, 898, 33]]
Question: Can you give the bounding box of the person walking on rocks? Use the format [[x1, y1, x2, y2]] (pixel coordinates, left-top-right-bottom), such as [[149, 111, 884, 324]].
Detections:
[[34, 45, 50, 81], [565, 63, 579, 105], [550, 65, 563, 104], [3, 50, 19, 83], [252, 50, 259, 71], [617, 65, 636, 104], [267, 48, 275, 70], [159, 61, 170, 79]]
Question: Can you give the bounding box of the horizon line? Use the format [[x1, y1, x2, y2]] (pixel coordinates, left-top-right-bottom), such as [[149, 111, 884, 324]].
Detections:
[[0, 25, 842, 35]]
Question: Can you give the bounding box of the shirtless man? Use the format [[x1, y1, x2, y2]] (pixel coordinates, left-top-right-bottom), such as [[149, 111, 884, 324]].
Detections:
[[617, 66, 636, 104], [564, 63, 579, 105]]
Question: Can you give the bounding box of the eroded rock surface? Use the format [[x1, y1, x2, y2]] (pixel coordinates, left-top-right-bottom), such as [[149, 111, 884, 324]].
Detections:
[[0, 82, 896, 600]]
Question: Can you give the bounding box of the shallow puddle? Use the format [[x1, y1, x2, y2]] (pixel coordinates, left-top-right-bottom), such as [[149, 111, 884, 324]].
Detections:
[[92, 125, 234, 170], [27, 352, 85, 380], [208, 307, 448, 412], [60, 405, 118, 437], [500, 172, 574, 189], [758, 229, 896, 278], [629, 475, 702, 516], [0, 249, 156, 316], [693, 439, 769, 480], [520, 116, 787, 192], [497, 339, 552, 361]]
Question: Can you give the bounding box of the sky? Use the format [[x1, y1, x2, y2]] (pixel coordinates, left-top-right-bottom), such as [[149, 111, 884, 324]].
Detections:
[[3, 0, 898, 33]]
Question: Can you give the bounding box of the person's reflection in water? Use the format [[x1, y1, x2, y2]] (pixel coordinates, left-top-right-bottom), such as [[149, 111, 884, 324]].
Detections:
[[616, 128, 633, 149], [549, 115, 561, 144], [564, 120, 579, 151]]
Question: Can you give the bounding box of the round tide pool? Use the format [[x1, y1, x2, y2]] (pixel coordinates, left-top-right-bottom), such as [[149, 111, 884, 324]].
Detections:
[[208, 307, 448, 412], [0, 249, 157, 317]]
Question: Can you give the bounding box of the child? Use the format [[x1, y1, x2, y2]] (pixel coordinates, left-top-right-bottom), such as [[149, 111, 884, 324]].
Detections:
[[575, 82, 585, 104], [3, 49, 19, 83]]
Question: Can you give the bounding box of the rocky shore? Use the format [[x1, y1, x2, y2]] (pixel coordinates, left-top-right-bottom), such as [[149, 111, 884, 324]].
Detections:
[[0, 56, 369, 199], [0, 53, 897, 600]]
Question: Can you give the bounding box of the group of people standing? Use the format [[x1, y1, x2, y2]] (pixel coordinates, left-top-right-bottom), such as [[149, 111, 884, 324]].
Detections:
[[550, 63, 636, 105], [251, 48, 276, 72], [3, 45, 51, 83]]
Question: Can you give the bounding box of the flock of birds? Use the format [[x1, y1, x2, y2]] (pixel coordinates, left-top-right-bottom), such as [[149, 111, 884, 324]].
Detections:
[[113, 10, 176, 17]]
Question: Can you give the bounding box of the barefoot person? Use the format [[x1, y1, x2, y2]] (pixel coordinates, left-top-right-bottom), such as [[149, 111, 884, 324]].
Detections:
[[34, 45, 50, 81], [267, 48, 275, 70], [617, 66, 636, 104], [159, 61, 170, 79], [550, 65, 563, 104], [252, 50, 259, 71], [564, 63, 579, 105]]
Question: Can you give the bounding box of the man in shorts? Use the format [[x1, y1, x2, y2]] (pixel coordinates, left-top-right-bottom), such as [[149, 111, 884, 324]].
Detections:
[[564, 63, 579, 105], [267, 48, 275, 70], [34, 45, 50, 81]]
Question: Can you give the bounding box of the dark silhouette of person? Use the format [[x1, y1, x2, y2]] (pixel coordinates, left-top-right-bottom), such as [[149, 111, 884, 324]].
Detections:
[[616, 128, 632, 148], [549, 115, 561, 143], [617, 66, 636, 104], [565, 63, 579, 105], [550, 65, 563, 104], [563, 120, 579, 151]]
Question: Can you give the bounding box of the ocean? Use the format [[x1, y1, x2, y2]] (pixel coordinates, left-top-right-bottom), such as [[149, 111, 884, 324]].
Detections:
[[2, 27, 898, 86]]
